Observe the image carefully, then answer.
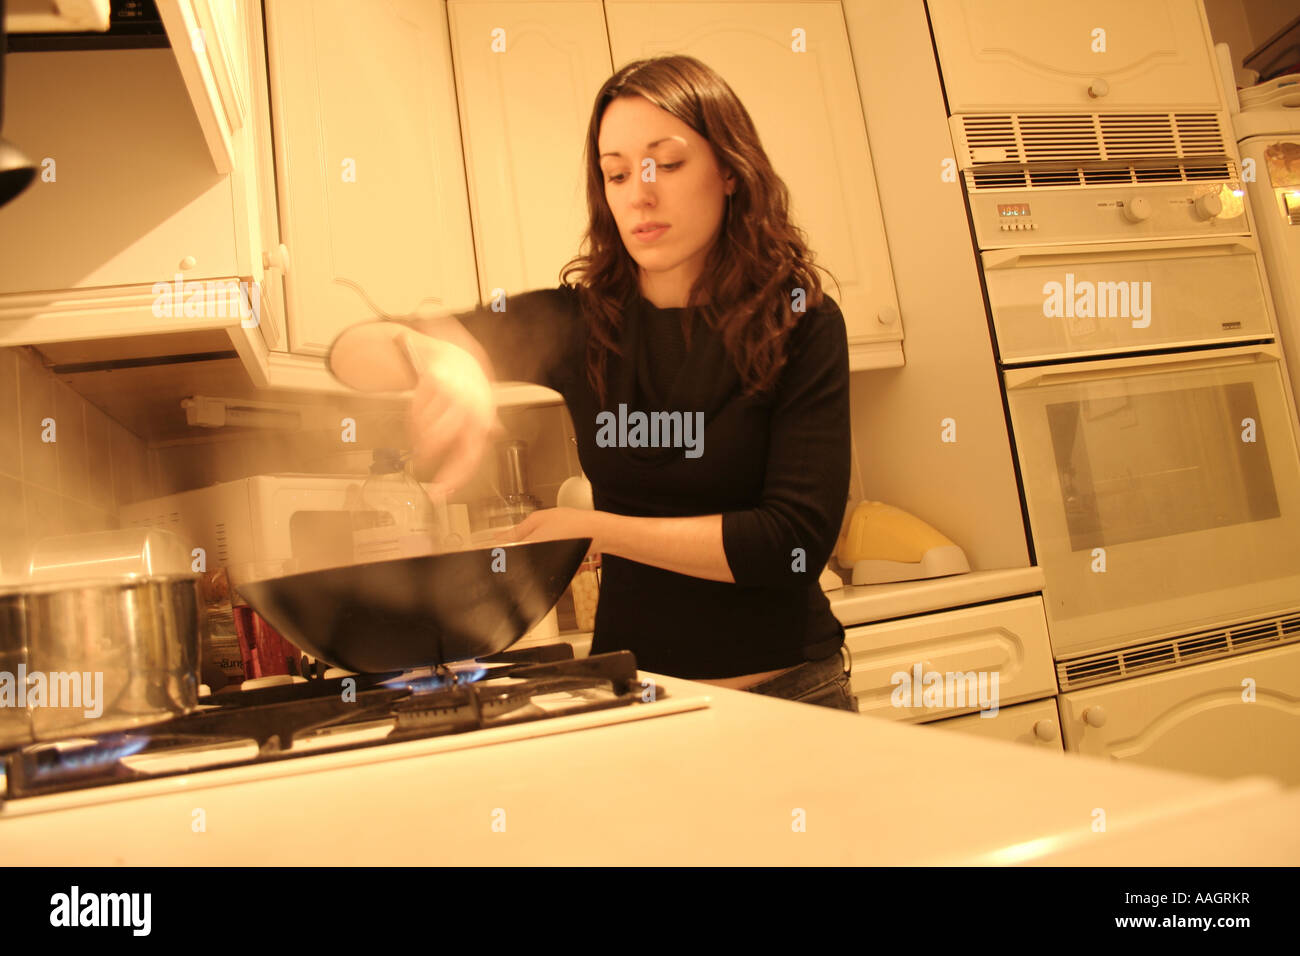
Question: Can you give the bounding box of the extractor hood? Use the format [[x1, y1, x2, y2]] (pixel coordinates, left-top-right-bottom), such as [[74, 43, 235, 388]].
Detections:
[[7, 0, 164, 51]]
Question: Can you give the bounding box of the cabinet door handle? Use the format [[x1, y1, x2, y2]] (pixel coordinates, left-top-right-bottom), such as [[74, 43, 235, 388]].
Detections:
[[1082, 705, 1107, 728], [262, 243, 291, 275], [1088, 78, 1110, 98]]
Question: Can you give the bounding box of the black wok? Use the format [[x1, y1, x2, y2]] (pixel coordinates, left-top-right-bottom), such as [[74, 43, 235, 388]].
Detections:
[[236, 538, 591, 673]]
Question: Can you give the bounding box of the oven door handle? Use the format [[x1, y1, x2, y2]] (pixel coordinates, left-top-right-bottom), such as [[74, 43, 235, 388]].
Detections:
[[1003, 342, 1282, 389], [982, 236, 1259, 270]]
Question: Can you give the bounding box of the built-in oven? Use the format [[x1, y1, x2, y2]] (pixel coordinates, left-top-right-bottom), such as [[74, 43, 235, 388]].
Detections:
[[981, 236, 1277, 362], [1004, 342, 1300, 658], [934, 0, 1300, 789]]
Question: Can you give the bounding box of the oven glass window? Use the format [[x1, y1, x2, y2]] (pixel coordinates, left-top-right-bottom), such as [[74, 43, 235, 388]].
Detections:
[[1047, 382, 1280, 551]]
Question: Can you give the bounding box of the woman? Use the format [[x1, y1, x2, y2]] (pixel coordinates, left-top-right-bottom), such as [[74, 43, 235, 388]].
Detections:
[[329, 55, 855, 711]]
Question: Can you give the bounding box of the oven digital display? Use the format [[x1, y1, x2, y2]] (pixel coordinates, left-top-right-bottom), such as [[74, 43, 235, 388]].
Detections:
[[997, 203, 1031, 217]]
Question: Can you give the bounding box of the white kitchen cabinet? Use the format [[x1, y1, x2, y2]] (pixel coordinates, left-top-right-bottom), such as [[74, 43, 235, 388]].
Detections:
[[0, 49, 239, 305], [156, 0, 247, 176], [447, 0, 612, 303], [844, 596, 1057, 722], [927, 697, 1064, 753], [1057, 642, 1300, 786], [0, 4, 285, 356], [263, 0, 479, 356], [926, 0, 1224, 113], [603, 0, 904, 370]]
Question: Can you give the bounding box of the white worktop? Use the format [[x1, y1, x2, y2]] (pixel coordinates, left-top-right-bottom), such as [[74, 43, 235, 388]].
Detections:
[[827, 567, 1045, 628], [3, 668, 1295, 865]]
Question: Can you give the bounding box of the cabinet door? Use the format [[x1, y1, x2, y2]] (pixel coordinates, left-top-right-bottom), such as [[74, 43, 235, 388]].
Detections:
[[448, 1, 612, 303], [844, 596, 1058, 722], [928, 697, 1064, 753], [231, 0, 286, 351], [0, 49, 239, 297], [156, 0, 248, 175], [264, 0, 478, 355], [603, 0, 902, 365], [926, 0, 1223, 112], [1058, 643, 1300, 786]]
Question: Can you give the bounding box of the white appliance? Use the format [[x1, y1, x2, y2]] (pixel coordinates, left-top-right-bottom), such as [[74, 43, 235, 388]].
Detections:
[[118, 473, 470, 577], [928, 0, 1300, 785], [1230, 72, 1300, 438], [980, 236, 1273, 361], [1058, 640, 1300, 786], [946, 72, 1300, 661], [1004, 342, 1300, 658]]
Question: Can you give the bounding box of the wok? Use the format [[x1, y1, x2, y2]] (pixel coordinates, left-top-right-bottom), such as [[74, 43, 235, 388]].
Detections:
[[236, 538, 590, 673]]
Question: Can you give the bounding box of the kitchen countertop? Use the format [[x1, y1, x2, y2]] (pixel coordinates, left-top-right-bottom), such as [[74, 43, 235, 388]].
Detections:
[[2, 668, 1294, 865], [826, 567, 1045, 628]]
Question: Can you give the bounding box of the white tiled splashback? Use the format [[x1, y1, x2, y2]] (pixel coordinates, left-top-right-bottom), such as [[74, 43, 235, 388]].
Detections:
[[0, 346, 155, 576]]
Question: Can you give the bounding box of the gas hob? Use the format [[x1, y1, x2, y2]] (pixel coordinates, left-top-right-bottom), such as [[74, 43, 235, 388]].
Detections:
[[0, 646, 708, 806]]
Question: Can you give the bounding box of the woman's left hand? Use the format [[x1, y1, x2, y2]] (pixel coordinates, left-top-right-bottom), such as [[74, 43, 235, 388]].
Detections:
[[492, 508, 601, 554]]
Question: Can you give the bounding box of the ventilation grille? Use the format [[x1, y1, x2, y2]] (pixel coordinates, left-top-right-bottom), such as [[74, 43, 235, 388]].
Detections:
[[958, 111, 1235, 191], [1057, 611, 1300, 691], [968, 159, 1236, 190]]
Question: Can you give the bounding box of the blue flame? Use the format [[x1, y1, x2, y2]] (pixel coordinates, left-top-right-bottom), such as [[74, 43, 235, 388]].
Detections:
[[34, 733, 150, 775]]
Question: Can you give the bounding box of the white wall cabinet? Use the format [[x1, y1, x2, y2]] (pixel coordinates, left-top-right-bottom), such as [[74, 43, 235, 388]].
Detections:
[[0, 1, 284, 358], [4, 0, 905, 400], [263, 0, 479, 357], [0, 49, 239, 307], [603, 0, 903, 369], [447, 0, 612, 303], [926, 0, 1224, 113]]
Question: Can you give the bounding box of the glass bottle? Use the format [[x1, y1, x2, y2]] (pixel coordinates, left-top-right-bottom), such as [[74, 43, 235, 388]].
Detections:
[[358, 448, 435, 535]]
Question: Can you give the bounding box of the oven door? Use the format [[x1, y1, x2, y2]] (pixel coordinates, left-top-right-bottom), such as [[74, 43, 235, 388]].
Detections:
[[1005, 343, 1300, 657], [983, 237, 1275, 363]]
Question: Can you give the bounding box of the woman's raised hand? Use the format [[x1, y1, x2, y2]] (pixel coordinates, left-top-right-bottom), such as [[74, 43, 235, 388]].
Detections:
[[402, 330, 501, 493]]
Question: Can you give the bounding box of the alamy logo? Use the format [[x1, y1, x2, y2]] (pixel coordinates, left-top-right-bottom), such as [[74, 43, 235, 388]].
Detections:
[[595, 403, 704, 459], [891, 664, 1000, 717], [151, 273, 261, 328], [0, 666, 103, 718], [1042, 273, 1151, 329], [50, 886, 151, 935]]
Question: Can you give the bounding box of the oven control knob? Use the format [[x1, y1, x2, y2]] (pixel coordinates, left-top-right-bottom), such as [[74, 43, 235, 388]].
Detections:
[[1082, 706, 1107, 728], [1122, 197, 1151, 223], [1088, 78, 1110, 98], [1033, 720, 1058, 741], [1194, 193, 1223, 220]]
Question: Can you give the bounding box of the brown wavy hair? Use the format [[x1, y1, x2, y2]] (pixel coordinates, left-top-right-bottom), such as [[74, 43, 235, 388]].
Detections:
[[559, 55, 838, 405]]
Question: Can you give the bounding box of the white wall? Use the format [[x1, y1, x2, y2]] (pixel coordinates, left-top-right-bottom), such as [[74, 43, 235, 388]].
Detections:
[[839, 0, 1032, 572]]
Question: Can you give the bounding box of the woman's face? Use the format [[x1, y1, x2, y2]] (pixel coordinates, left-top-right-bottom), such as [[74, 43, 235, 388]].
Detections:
[[597, 95, 735, 305]]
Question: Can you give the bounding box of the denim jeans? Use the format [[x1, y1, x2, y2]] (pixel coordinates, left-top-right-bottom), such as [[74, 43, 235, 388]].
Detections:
[[745, 644, 859, 712]]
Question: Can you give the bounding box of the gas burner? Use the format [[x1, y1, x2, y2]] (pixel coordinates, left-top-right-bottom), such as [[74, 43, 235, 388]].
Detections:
[[0, 647, 672, 802]]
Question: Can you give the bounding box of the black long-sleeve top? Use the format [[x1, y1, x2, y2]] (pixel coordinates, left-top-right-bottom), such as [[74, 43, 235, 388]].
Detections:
[[412, 284, 851, 679]]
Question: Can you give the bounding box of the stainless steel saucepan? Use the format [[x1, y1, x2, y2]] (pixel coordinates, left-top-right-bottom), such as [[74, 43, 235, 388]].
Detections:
[[0, 574, 204, 750]]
